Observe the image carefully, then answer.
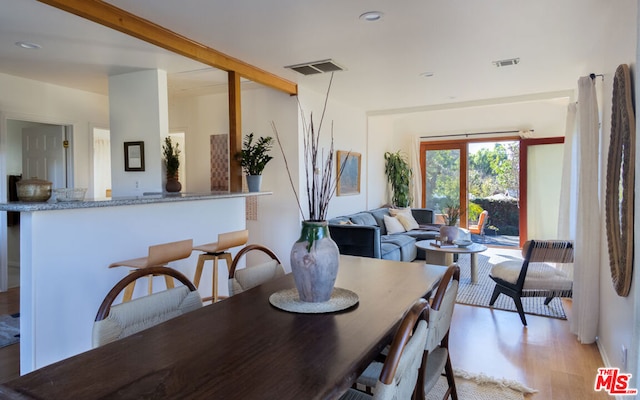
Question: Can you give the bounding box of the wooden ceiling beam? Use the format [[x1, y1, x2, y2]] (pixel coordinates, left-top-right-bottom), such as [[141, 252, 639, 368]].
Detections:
[[37, 0, 298, 96]]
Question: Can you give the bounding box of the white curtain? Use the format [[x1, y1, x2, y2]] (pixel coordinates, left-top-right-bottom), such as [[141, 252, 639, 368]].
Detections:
[[410, 136, 423, 208], [558, 77, 601, 344]]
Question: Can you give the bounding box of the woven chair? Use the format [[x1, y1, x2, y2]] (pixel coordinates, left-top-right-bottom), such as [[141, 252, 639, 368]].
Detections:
[[92, 266, 202, 347], [355, 265, 460, 400], [340, 298, 430, 400], [489, 240, 574, 325], [421, 264, 460, 400], [227, 244, 285, 297]]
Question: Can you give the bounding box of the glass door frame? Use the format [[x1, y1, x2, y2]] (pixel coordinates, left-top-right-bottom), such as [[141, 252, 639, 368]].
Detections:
[[420, 136, 521, 234], [420, 141, 468, 228]]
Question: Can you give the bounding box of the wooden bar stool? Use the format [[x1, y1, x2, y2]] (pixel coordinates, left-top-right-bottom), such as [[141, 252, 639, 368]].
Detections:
[[108, 239, 193, 302], [192, 229, 248, 303]]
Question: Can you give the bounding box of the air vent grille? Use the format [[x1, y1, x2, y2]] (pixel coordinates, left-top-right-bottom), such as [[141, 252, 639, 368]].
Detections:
[[285, 59, 345, 75], [493, 58, 520, 68]]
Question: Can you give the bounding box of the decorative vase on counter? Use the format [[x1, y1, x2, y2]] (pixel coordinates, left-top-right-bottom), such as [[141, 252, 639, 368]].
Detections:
[[290, 220, 340, 302], [166, 174, 182, 193]]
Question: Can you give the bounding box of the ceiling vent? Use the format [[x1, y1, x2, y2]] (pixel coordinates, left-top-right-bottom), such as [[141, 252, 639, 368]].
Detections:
[[493, 58, 520, 68], [285, 59, 345, 75]]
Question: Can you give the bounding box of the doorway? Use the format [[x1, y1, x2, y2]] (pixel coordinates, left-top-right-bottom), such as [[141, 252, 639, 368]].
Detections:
[[2, 119, 72, 291], [420, 138, 521, 247]]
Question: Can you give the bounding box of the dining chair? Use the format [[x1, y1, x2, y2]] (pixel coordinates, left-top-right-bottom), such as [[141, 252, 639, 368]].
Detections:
[[92, 266, 202, 348], [355, 264, 460, 400], [340, 298, 430, 400], [489, 239, 574, 325], [226, 244, 285, 297], [420, 264, 460, 400]]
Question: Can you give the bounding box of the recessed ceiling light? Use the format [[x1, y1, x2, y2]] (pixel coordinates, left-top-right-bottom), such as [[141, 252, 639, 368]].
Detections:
[[15, 41, 42, 50], [359, 11, 383, 22]]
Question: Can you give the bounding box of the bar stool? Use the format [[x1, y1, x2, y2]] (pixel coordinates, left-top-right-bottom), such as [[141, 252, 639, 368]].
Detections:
[[192, 229, 248, 303], [108, 239, 193, 302]]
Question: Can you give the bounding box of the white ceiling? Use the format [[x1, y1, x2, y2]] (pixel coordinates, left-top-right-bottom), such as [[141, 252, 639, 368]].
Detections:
[[0, 0, 622, 112]]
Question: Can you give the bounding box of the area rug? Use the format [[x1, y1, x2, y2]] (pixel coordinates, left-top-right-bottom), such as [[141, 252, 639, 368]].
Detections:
[[427, 369, 537, 400], [454, 251, 567, 320], [0, 313, 20, 348]]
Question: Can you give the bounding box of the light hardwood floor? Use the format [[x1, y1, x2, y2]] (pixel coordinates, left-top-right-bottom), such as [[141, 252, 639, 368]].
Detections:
[[0, 287, 608, 399], [450, 299, 609, 399]]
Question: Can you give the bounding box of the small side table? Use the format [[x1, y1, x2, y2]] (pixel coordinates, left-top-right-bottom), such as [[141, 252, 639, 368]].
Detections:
[[415, 240, 488, 284]]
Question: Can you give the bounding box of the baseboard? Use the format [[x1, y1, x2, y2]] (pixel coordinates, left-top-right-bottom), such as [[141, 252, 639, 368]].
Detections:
[[596, 340, 630, 400]]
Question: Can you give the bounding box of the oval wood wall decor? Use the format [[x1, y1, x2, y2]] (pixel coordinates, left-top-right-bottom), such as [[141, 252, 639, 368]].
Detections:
[[605, 64, 635, 297]]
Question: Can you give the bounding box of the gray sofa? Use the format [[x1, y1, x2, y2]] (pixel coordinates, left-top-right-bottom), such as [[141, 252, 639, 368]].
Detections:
[[328, 207, 440, 261]]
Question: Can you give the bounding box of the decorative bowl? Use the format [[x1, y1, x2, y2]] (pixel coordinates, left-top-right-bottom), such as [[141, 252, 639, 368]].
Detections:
[[54, 188, 87, 202], [16, 177, 52, 202], [453, 239, 473, 247]]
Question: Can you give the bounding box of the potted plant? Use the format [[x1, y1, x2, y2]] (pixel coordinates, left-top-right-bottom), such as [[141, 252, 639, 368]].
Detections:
[[163, 137, 181, 192], [440, 201, 462, 243], [384, 151, 412, 208], [236, 133, 274, 192]]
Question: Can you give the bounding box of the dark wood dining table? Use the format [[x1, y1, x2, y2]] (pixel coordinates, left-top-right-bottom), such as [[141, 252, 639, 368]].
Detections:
[[0, 255, 446, 400]]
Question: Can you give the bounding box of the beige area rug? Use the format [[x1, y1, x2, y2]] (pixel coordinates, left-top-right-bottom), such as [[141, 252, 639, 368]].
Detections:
[[427, 369, 537, 400]]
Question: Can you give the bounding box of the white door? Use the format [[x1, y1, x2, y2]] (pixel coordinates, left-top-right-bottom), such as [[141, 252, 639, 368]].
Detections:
[[22, 125, 67, 188]]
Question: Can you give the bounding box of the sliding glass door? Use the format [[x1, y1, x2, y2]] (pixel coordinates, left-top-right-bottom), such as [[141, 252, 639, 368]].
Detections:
[[421, 142, 467, 227], [421, 138, 523, 246]]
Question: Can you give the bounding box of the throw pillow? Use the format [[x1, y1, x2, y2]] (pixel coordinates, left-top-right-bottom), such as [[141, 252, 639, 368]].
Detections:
[[396, 213, 419, 231], [389, 208, 419, 230], [383, 215, 406, 234]]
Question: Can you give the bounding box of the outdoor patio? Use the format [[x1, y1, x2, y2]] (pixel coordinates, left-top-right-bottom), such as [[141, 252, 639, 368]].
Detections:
[[471, 233, 519, 247]]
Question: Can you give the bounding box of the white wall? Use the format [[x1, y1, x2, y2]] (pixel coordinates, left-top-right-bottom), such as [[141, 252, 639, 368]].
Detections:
[[367, 94, 572, 209], [109, 70, 168, 196], [168, 81, 368, 269], [596, 0, 639, 383], [0, 72, 109, 290]]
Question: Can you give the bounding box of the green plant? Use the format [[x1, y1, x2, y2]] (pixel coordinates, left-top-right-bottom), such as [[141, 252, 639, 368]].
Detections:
[[236, 133, 274, 175], [162, 137, 180, 177], [384, 151, 412, 207], [443, 201, 461, 226]]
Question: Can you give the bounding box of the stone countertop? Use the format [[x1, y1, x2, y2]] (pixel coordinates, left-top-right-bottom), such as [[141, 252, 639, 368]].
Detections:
[[0, 191, 270, 212]]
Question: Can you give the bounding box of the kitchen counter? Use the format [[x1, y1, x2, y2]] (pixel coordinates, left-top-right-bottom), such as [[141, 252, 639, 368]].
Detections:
[[1, 191, 268, 374], [0, 191, 270, 212]]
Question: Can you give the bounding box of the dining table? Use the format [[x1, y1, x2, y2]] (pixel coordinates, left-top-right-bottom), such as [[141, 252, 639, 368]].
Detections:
[[0, 255, 446, 400]]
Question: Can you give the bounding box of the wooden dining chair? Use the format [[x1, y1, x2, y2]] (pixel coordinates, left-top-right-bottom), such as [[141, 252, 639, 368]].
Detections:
[[420, 264, 460, 400], [340, 298, 430, 400], [92, 266, 202, 348], [226, 244, 285, 297], [355, 265, 460, 400]]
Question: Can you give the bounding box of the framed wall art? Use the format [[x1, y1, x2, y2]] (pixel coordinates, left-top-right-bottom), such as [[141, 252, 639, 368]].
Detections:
[[124, 141, 145, 171], [336, 150, 361, 196]]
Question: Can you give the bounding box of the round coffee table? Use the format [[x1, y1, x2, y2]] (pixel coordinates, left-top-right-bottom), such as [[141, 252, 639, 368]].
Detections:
[[415, 240, 488, 284]]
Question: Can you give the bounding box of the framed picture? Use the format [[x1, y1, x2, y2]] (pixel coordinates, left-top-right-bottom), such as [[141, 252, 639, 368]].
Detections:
[[336, 150, 361, 196], [124, 141, 145, 171]]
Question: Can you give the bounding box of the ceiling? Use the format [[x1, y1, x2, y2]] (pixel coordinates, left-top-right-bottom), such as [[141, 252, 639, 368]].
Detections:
[[0, 0, 620, 113]]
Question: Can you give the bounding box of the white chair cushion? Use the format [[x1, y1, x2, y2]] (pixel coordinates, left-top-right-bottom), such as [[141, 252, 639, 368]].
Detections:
[[228, 260, 285, 296], [92, 286, 202, 347], [490, 260, 572, 291]]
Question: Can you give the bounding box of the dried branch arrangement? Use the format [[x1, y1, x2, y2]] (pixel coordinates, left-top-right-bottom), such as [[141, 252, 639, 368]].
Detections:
[[272, 73, 346, 221]]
